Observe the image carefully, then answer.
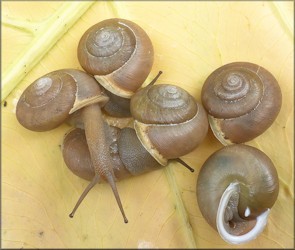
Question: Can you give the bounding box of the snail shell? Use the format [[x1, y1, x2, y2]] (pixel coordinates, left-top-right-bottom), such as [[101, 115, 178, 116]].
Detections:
[[201, 62, 282, 145], [16, 69, 108, 131], [16, 69, 130, 222], [62, 126, 162, 181], [197, 144, 279, 244], [130, 84, 209, 165], [101, 71, 163, 118], [101, 86, 131, 117], [78, 18, 154, 98]]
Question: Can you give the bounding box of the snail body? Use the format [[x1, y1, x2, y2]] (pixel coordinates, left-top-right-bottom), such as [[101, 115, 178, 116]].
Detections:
[[101, 86, 132, 117], [201, 62, 282, 145], [61, 83, 207, 217], [62, 126, 162, 182], [130, 84, 209, 165], [196, 144, 279, 244], [16, 69, 128, 223]]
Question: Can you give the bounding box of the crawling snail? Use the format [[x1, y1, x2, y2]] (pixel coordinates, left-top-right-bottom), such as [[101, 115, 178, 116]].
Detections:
[[16, 69, 128, 223], [63, 126, 160, 182], [197, 144, 279, 244], [201, 62, 282, 145], [78, 18, 154, 117], [62, 83, 209, 216]]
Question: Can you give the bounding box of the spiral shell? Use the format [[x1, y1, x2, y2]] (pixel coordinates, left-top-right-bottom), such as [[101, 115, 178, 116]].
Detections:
[[78, 18, 154, 98], [197, 144, 279, 244], [130, 84, 208, 165], [62, 127, 161, 181], [201, 62, 282, 144], [16, 69, 109, 131], [62, 128, 96, 181]]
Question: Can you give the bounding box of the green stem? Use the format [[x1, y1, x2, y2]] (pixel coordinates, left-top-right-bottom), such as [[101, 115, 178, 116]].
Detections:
[[2, 2, 95, 101], [2, 16, 40, 34], [164, 167, 197, 248]]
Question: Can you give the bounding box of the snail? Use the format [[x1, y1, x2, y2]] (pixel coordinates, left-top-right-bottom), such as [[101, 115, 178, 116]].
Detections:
[[62, 126, 195, 217], [101, 70, 163, 118], [196, 144, 279, 244], [131, 84, 209, 166], [61, 83, 208, 217], [63, 127, 194, 182], [63, 126, 161, 181], [201, 62, 282, 145], [16, 69, 108, 131], [16, 69, 128, 223], [77, 18, 154, 117]]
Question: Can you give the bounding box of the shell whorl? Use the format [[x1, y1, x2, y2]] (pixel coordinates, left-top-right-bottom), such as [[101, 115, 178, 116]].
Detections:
[[201, 62, 282, 144], [131, 84, 208, 165], [79, 19, 135, 75], [131, 84, 197, 124], [62, 128, 95, 181], [16, 69, 109, 132], [62, 127, 162, 181], [78, 18, 154, 98], [196, 144, 279, 238], [202, 62, 264, 119]]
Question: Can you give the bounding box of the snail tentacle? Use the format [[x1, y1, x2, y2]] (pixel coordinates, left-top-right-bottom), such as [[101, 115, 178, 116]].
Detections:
[[104, 172, 128, 224], [81, 104, 128, 223], [146, 70, 163, 87], [175, 158, 194, 172], [69, 174, 100, 218], [16, 69, 128, 223], [216, 182, 270, 244]]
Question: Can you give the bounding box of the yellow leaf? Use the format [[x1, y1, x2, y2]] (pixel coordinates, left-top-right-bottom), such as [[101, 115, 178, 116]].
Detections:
[[2, 1, 294, 248]]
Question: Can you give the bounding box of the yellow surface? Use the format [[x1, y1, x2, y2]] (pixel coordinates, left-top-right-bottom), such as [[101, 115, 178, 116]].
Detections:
[[1, 1, 294, 248]]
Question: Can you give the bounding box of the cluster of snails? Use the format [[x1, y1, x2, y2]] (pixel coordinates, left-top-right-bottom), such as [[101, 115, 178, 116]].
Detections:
[[15, 18, 282, 245], [198, 62, 281, 244]]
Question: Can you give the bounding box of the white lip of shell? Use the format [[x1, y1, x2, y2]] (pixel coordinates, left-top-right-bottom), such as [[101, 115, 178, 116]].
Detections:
[[216, 182, 270, 245], [93, 21, 139, 99], [208, 115, 233, 146], [244, 207, 251, 217], [133, 108, 200, 166]]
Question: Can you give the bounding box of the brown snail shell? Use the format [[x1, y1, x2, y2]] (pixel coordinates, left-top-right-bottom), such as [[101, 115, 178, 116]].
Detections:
[[16, 69, 108, 131], [62, 126, 162, 181], [196, 144, 279, 244], [201, 62, 282, 145], [77, 18, 154, 99], [130, 84, 209, 165], [62, 128, 96, 181], [16, 69, 128, 223], [100, 71, 163, 118]]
